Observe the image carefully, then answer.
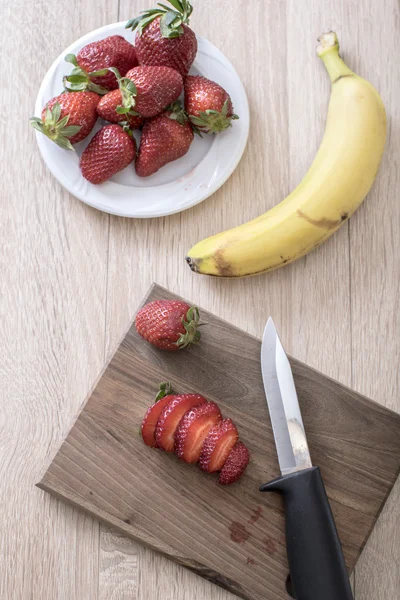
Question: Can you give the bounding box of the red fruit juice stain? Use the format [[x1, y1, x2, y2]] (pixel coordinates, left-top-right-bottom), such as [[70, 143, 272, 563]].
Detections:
[[263, 537, 278, 555], [229, 521, 251, 543], [248, 506, 262, 525], [246, 557, 257, 565]]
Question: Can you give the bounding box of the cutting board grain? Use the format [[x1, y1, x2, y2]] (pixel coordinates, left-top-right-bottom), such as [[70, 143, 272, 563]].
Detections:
[[38, 284, 400, 600]]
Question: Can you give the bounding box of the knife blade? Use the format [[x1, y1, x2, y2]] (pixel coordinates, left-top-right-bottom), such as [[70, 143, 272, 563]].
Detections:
[[260, 317, 312, 476], [259, 318, 353, 600]]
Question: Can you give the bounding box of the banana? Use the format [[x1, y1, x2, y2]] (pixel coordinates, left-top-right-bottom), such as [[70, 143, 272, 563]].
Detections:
[[186, 32, 386, 277]]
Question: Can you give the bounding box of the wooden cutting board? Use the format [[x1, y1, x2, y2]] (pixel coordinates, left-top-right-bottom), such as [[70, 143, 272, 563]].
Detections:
[[38, 284, 400, 600]]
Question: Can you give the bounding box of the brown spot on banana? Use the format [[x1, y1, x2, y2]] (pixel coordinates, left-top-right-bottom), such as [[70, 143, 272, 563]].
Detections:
[[296, 209, 348, 230], [213, 250, 235, 277], [186, 252, 235, 277]]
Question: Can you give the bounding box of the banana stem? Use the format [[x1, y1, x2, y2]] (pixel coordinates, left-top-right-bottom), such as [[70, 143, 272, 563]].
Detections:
[[317, 32, 354, 83]]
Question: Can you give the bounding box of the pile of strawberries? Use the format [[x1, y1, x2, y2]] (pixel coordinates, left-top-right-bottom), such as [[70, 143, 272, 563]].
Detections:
[[135, 299, 250, 485], [31, 0, 238, 184]]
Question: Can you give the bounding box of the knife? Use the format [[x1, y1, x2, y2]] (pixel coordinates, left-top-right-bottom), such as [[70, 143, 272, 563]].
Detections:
[[259, 318, 354, 600]]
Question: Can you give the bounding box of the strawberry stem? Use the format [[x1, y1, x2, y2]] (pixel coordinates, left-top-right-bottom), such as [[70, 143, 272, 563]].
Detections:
[[126, 0, 193, 39], [167, 100, 189, 126], [155, 382, 174, 401], [188, 99, 239, 134], [176, 306, 201, 349], [109, 67, 140, 116], [118, 121, 134, 137], [29, 102, 81, 150], [63, 54, 109, 95]]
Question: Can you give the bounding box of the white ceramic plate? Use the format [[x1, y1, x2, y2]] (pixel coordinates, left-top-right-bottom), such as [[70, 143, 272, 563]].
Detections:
[[34, 22, 249, 218]]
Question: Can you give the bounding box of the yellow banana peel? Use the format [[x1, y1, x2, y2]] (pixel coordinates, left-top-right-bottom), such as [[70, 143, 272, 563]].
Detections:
[[186, 32, 386, 277]]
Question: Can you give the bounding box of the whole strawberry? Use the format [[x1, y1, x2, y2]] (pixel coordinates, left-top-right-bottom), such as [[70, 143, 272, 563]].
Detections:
[[79, 124, 136, 184], [64, 35, 138, 94], [135, 300, 201, 350], [124, 66, 183, 118], [184, 75, 239, 134], [30, 91, 100, 150], [97, 89, 144, 129], [136, 102, 194, 177], [126, 0, 197, 78]]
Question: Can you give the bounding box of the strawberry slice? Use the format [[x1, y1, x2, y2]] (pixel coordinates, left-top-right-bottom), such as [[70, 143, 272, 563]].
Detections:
[[174, 402, 222, 463], [218, 441, 250, 485], [199, 418, 239, 473], [155, 394, 207, 451], [141, 390, 176, 447]]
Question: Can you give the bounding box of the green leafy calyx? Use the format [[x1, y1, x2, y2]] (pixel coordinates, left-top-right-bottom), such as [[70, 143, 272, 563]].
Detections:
[[167, 100, 189, 126], [176, 306, 201, 349], [155, 382, 174, 402], [108, 67, 140, 118], [29, 102, 81, 151], [118, 121, 134, 137], [126, 0, 193, 39], [188, 99, 239, 134], [63, 54, 109, 95]]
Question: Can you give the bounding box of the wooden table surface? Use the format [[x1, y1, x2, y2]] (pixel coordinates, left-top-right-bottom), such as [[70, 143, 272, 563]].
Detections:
[[1, 0, 399, 599]]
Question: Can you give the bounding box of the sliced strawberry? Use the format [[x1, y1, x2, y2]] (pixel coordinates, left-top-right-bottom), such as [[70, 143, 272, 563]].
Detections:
[[174, 402, 222, 463], [141, 394, 176, 447], [155, 394, 207, 452], [199, 419, 239, 473], [218, 441, 250, 485]]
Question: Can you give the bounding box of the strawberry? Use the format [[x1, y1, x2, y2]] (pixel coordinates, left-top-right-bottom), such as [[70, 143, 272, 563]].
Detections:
[[184, 75, 239, 134], [155, 393, 207, 451], [135, 300, 201, 350], [126, 0, 197, 78], [218, 442, 250, 485], [79, 124, 136, 184], [30, 92, 99, 150], [199, 419, 239, 473], [64, 35, 138, 94], [124, 66, 183, 118], [97, 89, 144, 129], [174, 402, 222, 463], [141, 383, 174, 447], [136, 102, 194, 177]]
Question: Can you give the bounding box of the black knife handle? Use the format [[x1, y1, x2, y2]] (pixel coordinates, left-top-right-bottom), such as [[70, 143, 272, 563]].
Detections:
[[260, 466, 353, 600]]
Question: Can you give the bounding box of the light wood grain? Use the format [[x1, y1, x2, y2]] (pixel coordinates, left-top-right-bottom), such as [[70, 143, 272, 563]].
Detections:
[[99, 527, 138, 599], [345, 1, 400, 597], [0, 0, 117, 598], [39, 285, 400, 600], [0, 0, 398, 598]]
